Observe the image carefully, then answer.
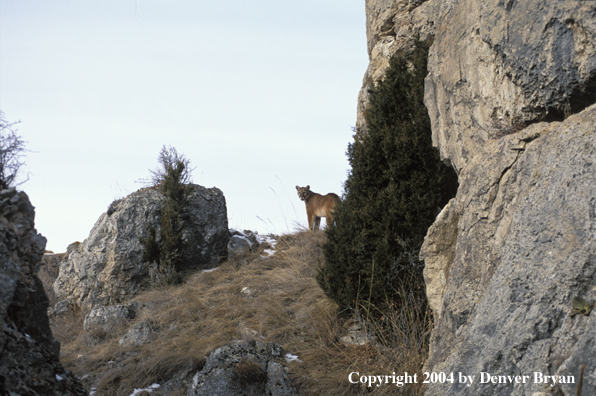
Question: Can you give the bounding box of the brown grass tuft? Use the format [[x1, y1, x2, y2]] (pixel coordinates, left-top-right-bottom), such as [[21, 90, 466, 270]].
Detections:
[[52, 229, 431, 395]]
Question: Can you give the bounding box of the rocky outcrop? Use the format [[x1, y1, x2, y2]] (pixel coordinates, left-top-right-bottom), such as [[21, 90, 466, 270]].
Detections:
[[357, 0, 439, 130], [413, 0, 596, 395], [189, 340, 296, 396], [38, 252, 65, 306], [119, 320, 155, 346], [83, 301, 140, 332], [53, 185, 229, 311], [228, 230, 261, 258], [424, 0, 596, 173], [0, 188, 87, 395], [421, 108, 596, 395]]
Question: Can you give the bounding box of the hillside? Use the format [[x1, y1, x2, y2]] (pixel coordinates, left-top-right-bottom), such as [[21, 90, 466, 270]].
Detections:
[[47, 229, 429, 395]]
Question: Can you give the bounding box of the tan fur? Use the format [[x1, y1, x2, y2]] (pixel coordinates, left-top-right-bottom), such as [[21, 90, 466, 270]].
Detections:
[[296, 185, 341, 231]]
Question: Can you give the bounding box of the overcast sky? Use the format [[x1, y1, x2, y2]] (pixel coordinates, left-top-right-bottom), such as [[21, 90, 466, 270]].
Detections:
[[0, 0, 368, 252]]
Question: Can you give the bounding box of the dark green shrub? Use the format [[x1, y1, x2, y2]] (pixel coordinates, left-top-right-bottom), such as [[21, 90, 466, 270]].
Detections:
[[158, 160, 187, 274], [318, 40, 458, 315], [140, 146, 192, 285], [140, 225, 160, 265]]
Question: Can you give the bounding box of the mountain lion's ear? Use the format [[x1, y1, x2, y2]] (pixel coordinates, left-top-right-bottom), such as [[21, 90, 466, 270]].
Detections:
[[306, 185, 310, 190], [296, 186, 299, 190]]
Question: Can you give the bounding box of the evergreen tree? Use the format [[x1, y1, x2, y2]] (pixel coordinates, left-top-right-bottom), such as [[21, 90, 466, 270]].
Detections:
[[318, 40, 458, 314], [140, 146, 192, 285]]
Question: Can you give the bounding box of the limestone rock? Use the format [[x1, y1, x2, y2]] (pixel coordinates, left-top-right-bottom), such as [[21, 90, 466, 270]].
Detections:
[[228, 230, 260, 258], [0, 188, 87, 395], [83, 302, 140, 332], [357, 0, 439, 130], [189, 340, 296, 396], [38, 252, 65, 306], [119, 320, 155, 346], [409, 1, 596, 394], [53, 185, 229, 311], [421, 104, 596, 395], [424, 0, 596, 172]]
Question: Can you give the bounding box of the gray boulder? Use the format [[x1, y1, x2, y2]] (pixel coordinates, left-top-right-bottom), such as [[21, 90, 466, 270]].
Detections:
[[53, 184, 229, 311], [83, 301, 140, 332], [119, 320, 155, 346], [189, 340, 296, 396], [0, 188, 87, 395], [228, 230, 260, 258]]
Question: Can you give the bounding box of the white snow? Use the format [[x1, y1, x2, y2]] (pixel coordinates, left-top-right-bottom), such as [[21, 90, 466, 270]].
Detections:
[[56, 374, 63, 381], [285, 353, 302, 363], [256, 233, 277, 256], [128, 383, 160, 396], [202, 268, 218, 273]]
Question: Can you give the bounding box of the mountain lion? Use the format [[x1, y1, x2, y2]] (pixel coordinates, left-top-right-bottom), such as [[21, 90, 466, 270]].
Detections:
[[296, 185, 341, 231]]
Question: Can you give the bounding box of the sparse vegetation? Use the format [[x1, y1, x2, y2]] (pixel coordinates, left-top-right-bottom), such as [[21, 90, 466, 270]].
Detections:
[[52, 230, 430, 395], [0, 111, 28, 189], [140, 146, 195, 285]]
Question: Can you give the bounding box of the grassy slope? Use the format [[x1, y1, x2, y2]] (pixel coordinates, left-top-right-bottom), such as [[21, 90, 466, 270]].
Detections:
[[51, 230, 429, 396]]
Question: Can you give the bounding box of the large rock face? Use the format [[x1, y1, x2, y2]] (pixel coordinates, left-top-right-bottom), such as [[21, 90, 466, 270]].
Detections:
[[0, 188, 87, 395], [409, 0, 596, 395], [424, 0, 596, 173], [359, 0, 596, 394], [53, 185, 229, 311], [357, 0, 439, 130], [421, 108, 596, 395]]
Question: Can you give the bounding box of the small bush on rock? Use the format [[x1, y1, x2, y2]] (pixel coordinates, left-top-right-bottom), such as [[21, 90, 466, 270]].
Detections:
[[140, 146, 194, 285]]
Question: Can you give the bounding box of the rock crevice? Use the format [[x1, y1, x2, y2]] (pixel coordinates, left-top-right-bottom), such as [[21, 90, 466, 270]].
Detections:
[[0, 188, 87, 395]]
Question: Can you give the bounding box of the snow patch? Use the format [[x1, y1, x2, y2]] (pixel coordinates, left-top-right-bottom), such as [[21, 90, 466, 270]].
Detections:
[[129, 383, 160, 396], [285, 353, 302, 363], [256, 233, 277, 256]]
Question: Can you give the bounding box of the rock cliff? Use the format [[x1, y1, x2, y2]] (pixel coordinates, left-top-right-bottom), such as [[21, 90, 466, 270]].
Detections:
[[53, 184, 229, 311], [357, 0, 438, 130], [0, 188, 86, 395], [360, 0, 596, 395]]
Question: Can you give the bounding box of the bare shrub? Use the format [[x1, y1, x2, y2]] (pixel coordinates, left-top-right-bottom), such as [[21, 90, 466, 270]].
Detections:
[[141, 145, 194, 187], [0, 111, 28, 189]]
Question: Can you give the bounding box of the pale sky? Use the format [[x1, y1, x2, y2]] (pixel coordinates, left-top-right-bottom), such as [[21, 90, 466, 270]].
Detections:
[[0, 0, 368, 252]]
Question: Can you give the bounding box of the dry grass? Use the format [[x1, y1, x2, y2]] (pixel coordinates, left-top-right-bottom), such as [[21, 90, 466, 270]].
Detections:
[[51, 229, 431, 395]]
